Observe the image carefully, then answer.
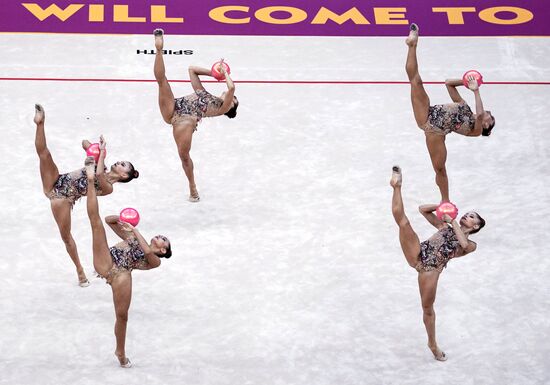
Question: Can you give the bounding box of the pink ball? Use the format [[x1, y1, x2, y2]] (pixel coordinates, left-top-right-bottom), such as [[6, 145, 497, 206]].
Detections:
[[211, 61, 231, 81], [436, 202, 458, 221], [462, 70, 483, 88], [85, 143, 105, 162], [119, 207, 140, 227]]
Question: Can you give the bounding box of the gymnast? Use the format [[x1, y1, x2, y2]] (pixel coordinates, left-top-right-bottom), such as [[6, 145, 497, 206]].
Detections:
[[34, 104, 139, 286], [153, 28, 238, 202], [84, 157, 171, 367], [390, 165, 485, 361], [405, 23, 495, 202]]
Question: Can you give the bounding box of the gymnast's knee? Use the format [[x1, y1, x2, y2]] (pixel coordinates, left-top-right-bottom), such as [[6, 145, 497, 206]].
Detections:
[[88, 216, 103, 230], [434, 166, 447, 177], [115, 311, 129, 323], [399, 217, 411, 227], [156, 77, 168, 86], [392, 210, 410, 227], [59, 231, 74, 245], [179, 150, 192, 163], [422, 304, 435, 316], [36, 146, 51, 159]]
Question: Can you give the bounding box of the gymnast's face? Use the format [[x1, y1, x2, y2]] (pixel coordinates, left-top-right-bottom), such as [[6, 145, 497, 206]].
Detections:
[[460, 212, 480, 230], [481, 111, 494, 129], [111, 161, 132, 176], [152, 235, 170, 251], [221, 92, 238, 108]]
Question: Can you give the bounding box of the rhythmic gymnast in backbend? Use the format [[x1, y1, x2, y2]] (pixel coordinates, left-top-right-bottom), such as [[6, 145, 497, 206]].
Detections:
[[405, 23, 495, 202], [390, 165, 485, 361], [84, 157, 171, 367], [153, 28, 238, 202], [34, 104, 139, 286]]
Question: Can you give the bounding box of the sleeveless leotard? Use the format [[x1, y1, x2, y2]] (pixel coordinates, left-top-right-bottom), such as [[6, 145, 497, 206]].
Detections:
[[172, 89, 224, 128], [420, 101, 475, 136], [46, 167, 103, 206], [102, 237, 149, 284], [416, 226, 462, 273]]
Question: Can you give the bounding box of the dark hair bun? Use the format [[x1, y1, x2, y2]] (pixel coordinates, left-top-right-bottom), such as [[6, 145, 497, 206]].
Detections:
[[133, 170, 139, 179]]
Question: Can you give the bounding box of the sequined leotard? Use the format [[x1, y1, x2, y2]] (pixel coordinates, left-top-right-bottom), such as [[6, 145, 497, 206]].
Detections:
[[415, 226, 462, 273], [45, 167, 103, 206], [102, 237, 149, 284], [420, 101, 475, 136], [171, 89, 224, 128]]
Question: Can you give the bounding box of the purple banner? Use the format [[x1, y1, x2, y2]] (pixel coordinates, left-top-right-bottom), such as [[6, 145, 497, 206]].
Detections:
[[1, 1, 549, 36]]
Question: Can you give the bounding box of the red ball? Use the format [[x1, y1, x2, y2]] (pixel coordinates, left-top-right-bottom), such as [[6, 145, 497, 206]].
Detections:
[[85, 143, 105, 162], [436, 202, 458, 221], [119, 207, 140, 227], [211, 61, 231, 81], [462, 70, 483, 88]]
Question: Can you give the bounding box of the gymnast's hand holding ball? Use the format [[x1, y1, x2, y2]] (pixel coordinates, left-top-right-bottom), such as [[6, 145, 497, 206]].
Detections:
[[119, 221, 135, 233], [211, 59, 231, 81], [436, 201, 458, 221], [99, 135, 106, 152], [466, 75, 480, 91], [463, 70, 483, 91], [85, 135, 107, 162], [119, 207, 140, 227], [442, 214, 453, 224]]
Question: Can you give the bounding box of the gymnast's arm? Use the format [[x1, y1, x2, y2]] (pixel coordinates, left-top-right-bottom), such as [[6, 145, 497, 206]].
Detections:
[[219, 65, 236, 113], [419, 204, 447, 230], [188, 65, 211, 91], [445, 78, 465, 103], [466, 76, 487, 136], [444, 215, 477, 255], [121, 223, 161, 269], [105, 215, 132, 240], [95, 135, 113, 195]]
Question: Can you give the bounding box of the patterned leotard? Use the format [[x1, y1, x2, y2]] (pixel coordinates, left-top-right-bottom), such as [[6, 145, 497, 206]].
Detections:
[[102, 237, 149, 284], [172, 89, 224, 128], [416, 226, 462, 273], [420, 101, 475, 136], [45, 167, 103, 206]]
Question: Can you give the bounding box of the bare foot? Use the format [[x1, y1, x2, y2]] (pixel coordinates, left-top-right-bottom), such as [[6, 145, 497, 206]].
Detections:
[[189, 185, 200, 202], [406, 23, 419, 47], [34, 104, 45, 125], [77, 268, 90, 287], [153, 28, 164, 51], [84, 156, 96, 179], [115, 352, 132, 368], [428, 344, 447, 361], [390, 165, 402, 187]]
